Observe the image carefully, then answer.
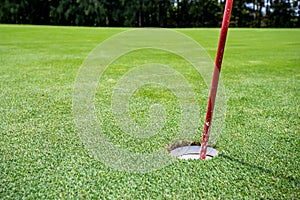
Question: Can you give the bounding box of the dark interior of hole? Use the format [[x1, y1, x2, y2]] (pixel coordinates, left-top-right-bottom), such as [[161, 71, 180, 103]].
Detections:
[[167, 140, 201, 152]]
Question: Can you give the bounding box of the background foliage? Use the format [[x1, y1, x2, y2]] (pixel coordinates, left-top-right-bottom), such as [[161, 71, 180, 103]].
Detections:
[[0, 0, 299, 27]]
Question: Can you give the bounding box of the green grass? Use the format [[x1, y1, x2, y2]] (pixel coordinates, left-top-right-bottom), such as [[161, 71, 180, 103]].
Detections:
[[0, 25, 299, 199]]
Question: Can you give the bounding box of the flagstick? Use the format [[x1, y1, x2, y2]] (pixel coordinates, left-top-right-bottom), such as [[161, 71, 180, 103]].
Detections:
[[200, 0, 234, 159]]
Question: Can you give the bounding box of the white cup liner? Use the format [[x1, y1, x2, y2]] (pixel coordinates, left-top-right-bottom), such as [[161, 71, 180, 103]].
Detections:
[[170, 145, 218, 160]]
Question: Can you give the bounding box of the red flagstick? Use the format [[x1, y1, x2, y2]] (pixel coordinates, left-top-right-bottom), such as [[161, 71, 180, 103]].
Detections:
[[200, 0, 234, 159]]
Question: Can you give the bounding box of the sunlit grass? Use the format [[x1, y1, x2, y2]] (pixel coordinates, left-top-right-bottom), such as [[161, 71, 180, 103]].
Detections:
[[0, 25, 299, 199]]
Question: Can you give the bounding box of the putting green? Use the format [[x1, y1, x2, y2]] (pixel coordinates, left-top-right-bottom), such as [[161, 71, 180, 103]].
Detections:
[[0, 25, 299, 199]]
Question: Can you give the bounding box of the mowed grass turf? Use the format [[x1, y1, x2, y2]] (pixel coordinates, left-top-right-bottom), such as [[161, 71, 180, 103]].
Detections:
[[0, 25, 299, 199]]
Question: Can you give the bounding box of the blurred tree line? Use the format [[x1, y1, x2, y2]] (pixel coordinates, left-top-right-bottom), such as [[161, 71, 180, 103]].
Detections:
[[0, 0, 299, 27]]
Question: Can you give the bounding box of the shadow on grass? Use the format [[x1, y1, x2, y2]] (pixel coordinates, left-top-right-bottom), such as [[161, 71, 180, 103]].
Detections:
[[219, 154, 300, 185]]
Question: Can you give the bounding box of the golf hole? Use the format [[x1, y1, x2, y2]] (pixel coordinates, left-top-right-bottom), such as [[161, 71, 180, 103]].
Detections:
[[168, 141, 218, 160]]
